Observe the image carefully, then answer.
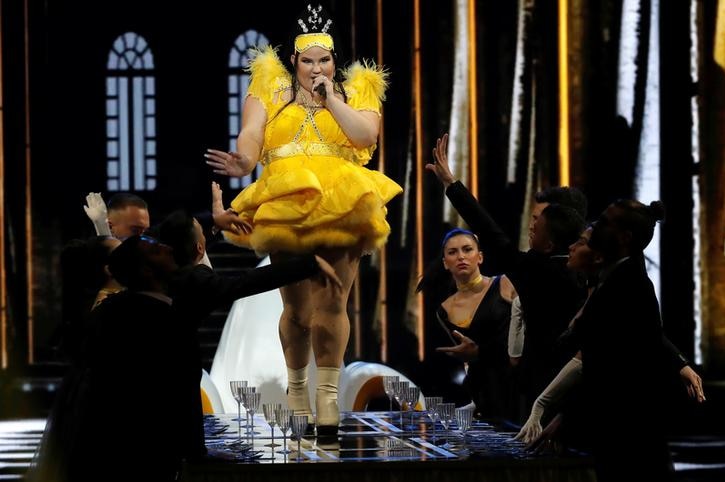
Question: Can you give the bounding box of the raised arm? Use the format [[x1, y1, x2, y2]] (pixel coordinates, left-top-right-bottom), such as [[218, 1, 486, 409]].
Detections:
[[428, 133, 518, 266]]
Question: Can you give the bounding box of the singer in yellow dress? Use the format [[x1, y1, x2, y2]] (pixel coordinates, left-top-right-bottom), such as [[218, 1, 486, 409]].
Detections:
[[205, 4, 402, 436], [220, 46, 400, 255]]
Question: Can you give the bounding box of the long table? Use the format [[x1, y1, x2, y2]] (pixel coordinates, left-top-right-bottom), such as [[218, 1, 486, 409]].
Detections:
[[181, 411, 596, 482]]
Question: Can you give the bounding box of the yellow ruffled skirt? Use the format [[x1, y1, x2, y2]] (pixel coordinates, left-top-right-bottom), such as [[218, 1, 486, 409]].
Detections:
[[226, 155, 402, 255]]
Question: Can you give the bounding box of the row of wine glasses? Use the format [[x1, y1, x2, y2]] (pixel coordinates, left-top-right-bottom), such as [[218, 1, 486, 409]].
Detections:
[[229, 383, 312, 461], [266, 408, 308, 461], [422, 398, 474, 447], [382, 378, 424, 427], [229, 381, 261, 444]]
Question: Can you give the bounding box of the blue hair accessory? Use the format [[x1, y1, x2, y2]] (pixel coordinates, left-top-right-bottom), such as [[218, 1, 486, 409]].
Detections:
[[441, 228, 478, 248]]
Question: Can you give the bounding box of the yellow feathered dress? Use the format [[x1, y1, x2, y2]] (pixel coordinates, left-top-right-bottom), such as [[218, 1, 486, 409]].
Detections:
[[225, 47, 403, 255]]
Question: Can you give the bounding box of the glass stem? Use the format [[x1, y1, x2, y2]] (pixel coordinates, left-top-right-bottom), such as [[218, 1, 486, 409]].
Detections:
[[250, 412, 255, 446], [237, 402, 242, 442]]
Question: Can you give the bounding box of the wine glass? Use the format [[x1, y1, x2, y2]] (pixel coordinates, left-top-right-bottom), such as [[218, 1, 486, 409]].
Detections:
[[240, 386, 256, 435], [455, 406, 473, 448], [263, 402, 282, 448], [229, 380, 248, 440], [382, 375, 399, 414], [275, 408, 293, 455], [290, 414, 309, 461], [246, 391, 261, 446], [437, 403, 455, 448], [424, 396, 442, 442], [393, 380, 409, 427], [406, 385, 421, 429]]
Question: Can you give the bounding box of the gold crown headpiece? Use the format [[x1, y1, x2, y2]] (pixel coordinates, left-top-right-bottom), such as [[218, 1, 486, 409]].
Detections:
[[295, 4, 334, 53]]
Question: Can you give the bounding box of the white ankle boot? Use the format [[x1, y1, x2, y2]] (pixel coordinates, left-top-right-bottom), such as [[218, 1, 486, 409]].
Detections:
[[287, 366, 312, 423], [315, 366, 341, 430]]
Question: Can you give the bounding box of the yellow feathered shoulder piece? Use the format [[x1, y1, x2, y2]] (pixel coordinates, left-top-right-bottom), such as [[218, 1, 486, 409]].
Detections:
[[247, 46, 291, 111], [342, 60, 389, 114]]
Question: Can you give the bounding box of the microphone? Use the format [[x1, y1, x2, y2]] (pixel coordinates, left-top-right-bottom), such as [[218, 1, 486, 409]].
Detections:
[[314, 82, 327, 99]]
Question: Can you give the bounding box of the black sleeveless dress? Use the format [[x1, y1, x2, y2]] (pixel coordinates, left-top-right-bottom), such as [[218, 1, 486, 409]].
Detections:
[[436, 276, 513, 419]]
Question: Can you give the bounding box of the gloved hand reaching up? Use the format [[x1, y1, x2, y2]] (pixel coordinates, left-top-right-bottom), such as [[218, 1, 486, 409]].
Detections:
[[83, 192, 112, 236]]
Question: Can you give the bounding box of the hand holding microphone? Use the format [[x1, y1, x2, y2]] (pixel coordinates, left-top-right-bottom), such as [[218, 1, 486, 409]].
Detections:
[[314, 82, 327, 99], [313, 76, 328, 100]]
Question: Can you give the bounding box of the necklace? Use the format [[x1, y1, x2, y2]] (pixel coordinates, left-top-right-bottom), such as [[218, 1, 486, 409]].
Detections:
[[456, 273, 484, 292], [448, 274, 489, 328], [297, 88, 322, 110]]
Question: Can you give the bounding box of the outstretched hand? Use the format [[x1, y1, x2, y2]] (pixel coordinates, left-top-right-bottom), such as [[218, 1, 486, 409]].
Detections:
[[426, 133, 456, 188], [210, 182, 252, 235], [314, 255, 343, 290], [436, 330, 479, 362], [205, 149, 252, 178]]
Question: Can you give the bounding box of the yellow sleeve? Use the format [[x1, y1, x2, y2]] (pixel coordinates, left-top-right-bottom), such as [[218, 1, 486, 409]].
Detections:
[[342, 60, 389, 115], [341, 61, 389, 165], [246, 46, 291, 114]]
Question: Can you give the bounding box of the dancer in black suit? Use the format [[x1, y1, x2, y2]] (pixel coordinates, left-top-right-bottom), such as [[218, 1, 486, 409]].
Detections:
[[66, 235, 183, 481], [573, 199, 673, 481], [157, 210, 341, 460], [35, 228, 340, 482]]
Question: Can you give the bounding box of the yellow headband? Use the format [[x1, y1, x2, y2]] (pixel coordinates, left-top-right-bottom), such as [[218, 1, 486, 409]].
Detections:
[[294, 33, 334, 53]]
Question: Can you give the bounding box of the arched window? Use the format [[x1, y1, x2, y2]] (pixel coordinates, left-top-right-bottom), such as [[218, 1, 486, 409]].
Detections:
[[228, 30, 269, 190], [106, 32, 157, 192]]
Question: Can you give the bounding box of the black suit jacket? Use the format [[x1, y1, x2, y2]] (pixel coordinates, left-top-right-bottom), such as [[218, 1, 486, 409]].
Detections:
[[571, 255, 672, 478], [73, 291, 184, 481]]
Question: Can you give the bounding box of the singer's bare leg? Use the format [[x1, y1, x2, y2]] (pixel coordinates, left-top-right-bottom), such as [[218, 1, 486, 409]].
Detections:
[[273, 254, 314, 420], [309, 245, 361, 430]]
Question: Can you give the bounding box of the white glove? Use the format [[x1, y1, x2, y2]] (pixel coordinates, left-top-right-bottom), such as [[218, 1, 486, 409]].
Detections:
[[83, 192, 112, 236], [515, 357, 582, 443], [508, 296, 525, 358]]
